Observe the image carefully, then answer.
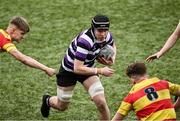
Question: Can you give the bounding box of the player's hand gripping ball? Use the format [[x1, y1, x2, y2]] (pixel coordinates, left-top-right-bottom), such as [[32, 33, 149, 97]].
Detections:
[[98, 45, 115, 59]]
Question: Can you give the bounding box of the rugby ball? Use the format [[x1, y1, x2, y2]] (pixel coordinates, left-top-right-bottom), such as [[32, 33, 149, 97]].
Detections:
[[98, 45, 115, 59]]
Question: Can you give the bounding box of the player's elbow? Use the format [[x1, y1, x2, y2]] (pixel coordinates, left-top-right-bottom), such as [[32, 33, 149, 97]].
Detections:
[[18, 56, 29, 64], [176, 90, 180, 96]]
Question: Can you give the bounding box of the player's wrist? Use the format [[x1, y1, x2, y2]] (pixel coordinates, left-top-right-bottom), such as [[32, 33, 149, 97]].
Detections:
[[157, 51, 163, 58], [94, 68, 98, 74], [97, 68, 102, 75], [42, 67, 49, 72]]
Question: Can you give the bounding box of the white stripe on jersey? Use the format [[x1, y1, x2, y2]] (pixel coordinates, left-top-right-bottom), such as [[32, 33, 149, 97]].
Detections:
[[66, 52, 73, 63], [69, 44, 75, 54], [106, 32, 111, 42], [108, 39, 113, 45], [77, 46, 89, 55], [80, 34, 94, 47], [88, 49, 100, 55], [85, 58, 96, 62]]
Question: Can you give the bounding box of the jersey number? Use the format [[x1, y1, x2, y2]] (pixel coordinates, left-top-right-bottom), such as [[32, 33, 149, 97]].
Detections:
[[144, 87, 158, 101]]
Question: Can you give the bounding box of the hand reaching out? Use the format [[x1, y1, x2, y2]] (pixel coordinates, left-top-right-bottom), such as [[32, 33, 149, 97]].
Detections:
[[45, 68, 57, 77], [146, 52, 162, 62]]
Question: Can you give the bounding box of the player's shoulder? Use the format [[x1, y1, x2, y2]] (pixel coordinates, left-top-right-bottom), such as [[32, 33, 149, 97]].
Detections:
[[0, 30, 5, 40], [0, 30, 13, 47], [0, 29, 11, 40], [105, 32, 114, 44], [78, 29, 94, 47], [81, 29, 93, 40]]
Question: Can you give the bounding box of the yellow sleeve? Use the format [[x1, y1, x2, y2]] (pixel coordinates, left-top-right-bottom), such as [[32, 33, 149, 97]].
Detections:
[[117, 101, 132, 116], [168, 82, 180, 95], [2, 43, 17, 52]]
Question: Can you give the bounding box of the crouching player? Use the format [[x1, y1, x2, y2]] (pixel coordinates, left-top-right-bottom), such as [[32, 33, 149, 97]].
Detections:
[[112, 62, 180, 121], [41, 14, 116, 120]]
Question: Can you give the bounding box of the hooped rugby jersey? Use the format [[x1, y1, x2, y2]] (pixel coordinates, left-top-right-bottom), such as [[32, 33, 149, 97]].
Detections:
[[62, 28, 114, 72], [0, 29, 16, 52], [118, 77, 180, 121]]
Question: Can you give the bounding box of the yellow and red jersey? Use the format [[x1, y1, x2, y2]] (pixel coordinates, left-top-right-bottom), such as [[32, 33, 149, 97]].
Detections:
[[118, 77, 180, 121], [0, 29, 16, 52]]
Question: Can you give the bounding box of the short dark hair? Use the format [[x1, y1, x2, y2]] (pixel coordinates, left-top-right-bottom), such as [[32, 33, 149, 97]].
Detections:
[[126, 62, 147, 77], [10, 16, 30, 33]]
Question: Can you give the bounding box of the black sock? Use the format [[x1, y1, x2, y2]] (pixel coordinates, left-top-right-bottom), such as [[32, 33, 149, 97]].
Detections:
[[46, 96, 51, 107]]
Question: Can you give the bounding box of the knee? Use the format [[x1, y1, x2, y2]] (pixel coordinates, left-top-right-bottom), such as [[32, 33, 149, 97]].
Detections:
[[57, 88, 73, 103], [88, 81, 104, 98], [56, 87, 73, 111]]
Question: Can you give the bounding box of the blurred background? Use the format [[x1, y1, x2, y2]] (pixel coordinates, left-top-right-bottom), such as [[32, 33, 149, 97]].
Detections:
[[0, 0, 180, 120]]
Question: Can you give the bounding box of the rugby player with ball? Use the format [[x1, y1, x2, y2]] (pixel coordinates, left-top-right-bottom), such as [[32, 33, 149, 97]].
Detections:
[[41, 14, 116, 120]]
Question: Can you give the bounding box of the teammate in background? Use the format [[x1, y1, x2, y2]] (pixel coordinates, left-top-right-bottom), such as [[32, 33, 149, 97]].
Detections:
[[146, 21, 180, 62], [0, 16, 56, 76], [41, 14, 116, 120], [112, 62, 180, 121]]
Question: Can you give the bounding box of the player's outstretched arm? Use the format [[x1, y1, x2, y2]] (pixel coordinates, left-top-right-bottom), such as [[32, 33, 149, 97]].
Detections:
[[146, 52, 161, 62], [146, 22, 180, 62], [9, 49, 56, 77]]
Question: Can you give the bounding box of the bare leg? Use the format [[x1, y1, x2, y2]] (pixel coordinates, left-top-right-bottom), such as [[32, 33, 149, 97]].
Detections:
[[83, 75, 110, 121]]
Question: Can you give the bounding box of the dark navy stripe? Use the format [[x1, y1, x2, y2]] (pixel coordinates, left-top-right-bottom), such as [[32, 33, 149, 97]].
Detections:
[[86, 54, 98, 61], [84, 60, 94, 66], [68, 48, 75, 59], [85, 28, 94, 42], [64, 55, 73, 66], [63, 59, 73, 70], [71, 41, 77, 52]]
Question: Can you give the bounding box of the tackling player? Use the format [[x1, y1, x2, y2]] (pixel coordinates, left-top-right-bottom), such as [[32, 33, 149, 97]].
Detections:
[[0, 16, 56, 76]]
